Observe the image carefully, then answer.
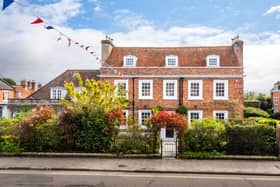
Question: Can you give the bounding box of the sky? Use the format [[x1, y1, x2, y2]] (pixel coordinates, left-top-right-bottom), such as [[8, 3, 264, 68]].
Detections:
[[0, 0, 280, 94]]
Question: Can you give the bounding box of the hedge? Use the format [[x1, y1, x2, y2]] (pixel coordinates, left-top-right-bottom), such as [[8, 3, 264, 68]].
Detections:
[[225, 124, 276, 155]]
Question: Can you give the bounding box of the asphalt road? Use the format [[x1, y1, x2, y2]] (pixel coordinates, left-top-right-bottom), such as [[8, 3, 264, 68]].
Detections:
[[0, 170, 280, 187]]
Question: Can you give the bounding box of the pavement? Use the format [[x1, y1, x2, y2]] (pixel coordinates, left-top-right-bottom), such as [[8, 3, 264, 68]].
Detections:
[[0, 156, 280, 176]]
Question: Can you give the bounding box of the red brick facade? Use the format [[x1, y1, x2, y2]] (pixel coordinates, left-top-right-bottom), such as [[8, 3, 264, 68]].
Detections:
[[272, 81, 280, 113], [100, 38, 244, 124]]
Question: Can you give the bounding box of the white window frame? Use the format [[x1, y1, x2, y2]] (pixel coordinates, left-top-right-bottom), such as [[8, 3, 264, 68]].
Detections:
[[213, 80, 228, 100], [274, 96, 279, 106], [3, 91, 9, 102], [123, 55, 137, 67], [188, 80, 203, 100], [163, 80, 177, 100], [114, 80, 128, 98], [165, 55, 178, 67], [50, 87, 67, 99], [213, 110, 228, 120], [206, 55, 220, 67], [139, 80, 153, 100], [188, 110, 203, 123], [120, 110, 129, 129], [138, 110, 152, 129]]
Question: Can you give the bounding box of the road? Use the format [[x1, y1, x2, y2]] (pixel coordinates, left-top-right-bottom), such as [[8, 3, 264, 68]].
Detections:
[[0, 170, 280, 187]]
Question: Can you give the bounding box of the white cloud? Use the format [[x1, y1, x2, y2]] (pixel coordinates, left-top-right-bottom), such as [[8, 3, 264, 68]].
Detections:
[[94, 5, 102, 12], [24, 0, 82, 25], [113, 9, 153, 30], [1, 2, 280, 94], [264, 5, 280, 15]]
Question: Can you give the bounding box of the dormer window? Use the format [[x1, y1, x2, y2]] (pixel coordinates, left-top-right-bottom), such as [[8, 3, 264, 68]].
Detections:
[[206, 55, 220, 67], [50, 87, 67, 99], [123, 55, 137, 67], [165, 55, 178, 67]]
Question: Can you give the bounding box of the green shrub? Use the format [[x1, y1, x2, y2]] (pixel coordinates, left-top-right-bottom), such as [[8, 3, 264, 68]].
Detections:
[[111, 125, 157, 154], [17, 105, 55, 151], [72, 109, 116, 152], [0, 135, 22, 153], [184, 118, 226, 152], [175, 105, 188, 115], [271, 112, 280, 120], [225, 124, 276, 155], [244, 107, 270, 118], [151, 105, 164, 115], [35, 119, 60, 152]]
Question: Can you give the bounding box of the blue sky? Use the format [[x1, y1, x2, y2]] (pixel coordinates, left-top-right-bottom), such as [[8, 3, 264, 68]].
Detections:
[[1, 0, 280, 93], [29, 0, 280, 33]]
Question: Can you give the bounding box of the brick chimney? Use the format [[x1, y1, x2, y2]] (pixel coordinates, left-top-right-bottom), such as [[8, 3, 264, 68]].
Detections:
[[20, 80, 27, 88], [101, 36, 114, 63], [232, 35, 243, 66], [31, 80, 37, 91]]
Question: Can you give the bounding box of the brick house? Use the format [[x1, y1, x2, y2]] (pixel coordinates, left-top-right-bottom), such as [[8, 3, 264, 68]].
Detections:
[[99, 37, 244, 129], [271, 81, 280, 113], [8, 69, 100, 117], [0, 79, 14, 118]]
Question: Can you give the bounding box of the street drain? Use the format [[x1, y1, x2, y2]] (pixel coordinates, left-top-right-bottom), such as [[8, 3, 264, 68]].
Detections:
[[118, 164, 128, 168]]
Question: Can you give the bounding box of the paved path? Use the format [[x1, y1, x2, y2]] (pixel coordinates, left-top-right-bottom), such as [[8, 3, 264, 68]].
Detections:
[[0, 157, 280, 175]]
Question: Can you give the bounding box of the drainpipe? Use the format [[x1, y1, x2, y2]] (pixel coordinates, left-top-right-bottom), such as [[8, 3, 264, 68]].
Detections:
[[179, 78, 184, 106], [132, 77, 135, 122]]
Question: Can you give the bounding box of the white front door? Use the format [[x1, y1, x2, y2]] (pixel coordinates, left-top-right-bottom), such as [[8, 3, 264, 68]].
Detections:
[[160, 127, 177, 157]]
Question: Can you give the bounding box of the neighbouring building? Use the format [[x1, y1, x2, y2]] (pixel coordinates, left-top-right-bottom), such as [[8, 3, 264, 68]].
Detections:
[[8, 69, 100, 117], [0, 79, 14, 118], [13, 80, 39, 99], [271, 81, 280, 113], [99, 36, 244, 129]]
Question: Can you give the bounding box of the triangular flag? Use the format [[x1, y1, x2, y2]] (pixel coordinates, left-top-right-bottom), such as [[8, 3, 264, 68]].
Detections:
[[2, 0, 14, 11], [67, 38, 71, 46], [85, 46, 90, 51], [57, 36, 62, 41], [80, 45, 84, 48], [31, 17, 44, 24], [90, 51, 94, 54], [44, 25, 54, 30], [75, 42, 79, 45]]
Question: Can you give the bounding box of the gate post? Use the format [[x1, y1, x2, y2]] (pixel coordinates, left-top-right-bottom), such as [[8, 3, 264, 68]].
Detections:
[[160, 139, 163, 158], [276, 125, 280, 158]]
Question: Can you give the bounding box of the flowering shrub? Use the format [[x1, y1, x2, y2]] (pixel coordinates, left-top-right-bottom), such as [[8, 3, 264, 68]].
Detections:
[[150, 111, 188, 134], [149, 110, 188, 153], [17, 105, 55, 151]]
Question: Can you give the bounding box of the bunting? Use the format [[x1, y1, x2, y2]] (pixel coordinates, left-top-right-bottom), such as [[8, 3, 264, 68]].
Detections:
[[31, 17, 44, 24], [67, 38, 71, 47], [44, 25, 54, 30], [2, 0, 14, 11], [2, 0, 110, 65]]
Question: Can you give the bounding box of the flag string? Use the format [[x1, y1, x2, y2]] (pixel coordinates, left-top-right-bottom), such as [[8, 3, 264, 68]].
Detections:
[[2, 0, 122, 75]]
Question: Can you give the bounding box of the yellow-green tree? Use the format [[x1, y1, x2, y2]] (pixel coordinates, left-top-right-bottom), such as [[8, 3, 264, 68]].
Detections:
[[58, 74, 129, 152], [62, 74, 128, 113]]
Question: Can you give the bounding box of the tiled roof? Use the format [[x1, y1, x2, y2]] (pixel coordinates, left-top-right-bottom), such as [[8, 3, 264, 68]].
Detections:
[[106, 46, 239, 67], [28, 69, 100, 99], [0, 79, 13, 90]]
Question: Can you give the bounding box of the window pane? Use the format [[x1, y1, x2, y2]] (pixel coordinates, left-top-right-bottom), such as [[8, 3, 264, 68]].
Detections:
[[167, 58, 176, 66], [166, 82, 175, 96], [117, 83, 127, 97], [126, 57, 134, 66], [216, 83, 225, 97], [141, 83, 151, 96], [190, 83, 200, 97], [141, 112, 151, 125], [166, 128, 174, 138], [215, 113, 225, 120], [209, 58, 217, 66], [190, 112, 200, 121]]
